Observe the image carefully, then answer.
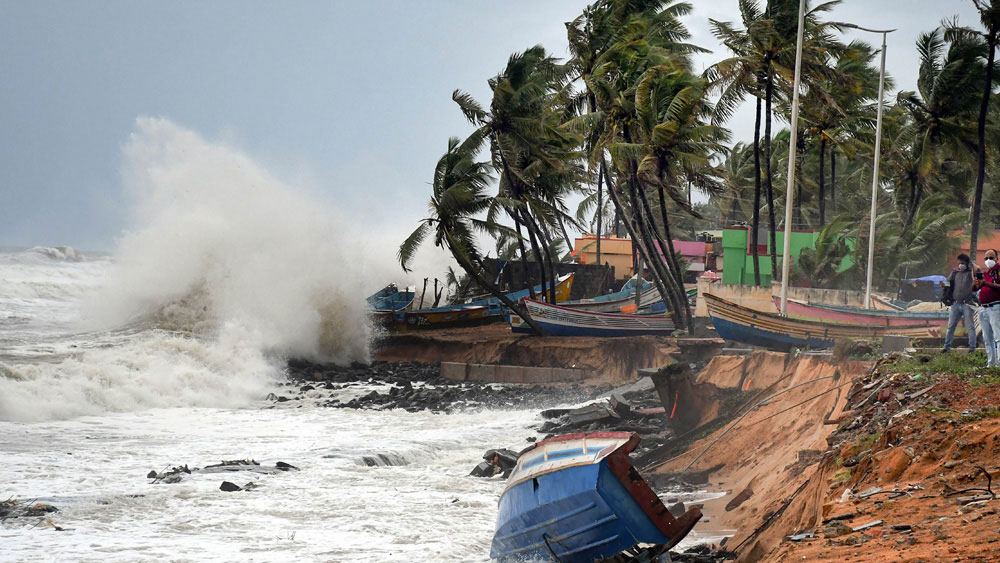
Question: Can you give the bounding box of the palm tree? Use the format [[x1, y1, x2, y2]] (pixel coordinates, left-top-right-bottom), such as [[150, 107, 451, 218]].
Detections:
[[710, 0, 845, 284], [896, 29, 985, 226], [625, 61, 729, 327], [563, 0, 706, 330], [453, 46, 582, 304], [792, 216, 852, 287], [800, 40, 883, 227], [717, 142, 756, 223], [398, 135, 547, 335], [945, 1, 1000, 261]]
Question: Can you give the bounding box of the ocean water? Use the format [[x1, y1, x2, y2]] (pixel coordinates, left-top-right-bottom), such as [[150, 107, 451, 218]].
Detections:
[[0, 120, 721, 562]]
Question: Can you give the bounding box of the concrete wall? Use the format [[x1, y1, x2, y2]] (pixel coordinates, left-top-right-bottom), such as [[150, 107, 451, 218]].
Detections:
[[695, 278, 868, 317], [440, 362, 595, 384]]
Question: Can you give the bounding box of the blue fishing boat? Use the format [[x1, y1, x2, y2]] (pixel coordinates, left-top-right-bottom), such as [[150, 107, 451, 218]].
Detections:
[[461, 273, 574, 309], [560, 277, 657, 313], [390, 274, 575, 330], [370, 288, 416, 312], [509, 298, 675, 337], [491, 432, 701, 562], [705, 294, 941, 351]]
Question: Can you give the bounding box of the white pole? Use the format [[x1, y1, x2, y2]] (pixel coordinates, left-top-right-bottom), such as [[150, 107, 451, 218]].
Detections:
[[864, 31, 888, 310], [779, 0, 807, 316]]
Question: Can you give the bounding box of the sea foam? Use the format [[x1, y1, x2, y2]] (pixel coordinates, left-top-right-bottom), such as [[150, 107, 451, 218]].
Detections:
[[0, 117, 382, 421]]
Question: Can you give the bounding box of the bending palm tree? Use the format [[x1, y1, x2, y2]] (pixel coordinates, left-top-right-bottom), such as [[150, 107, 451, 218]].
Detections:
[[398, 135, 547, 335]]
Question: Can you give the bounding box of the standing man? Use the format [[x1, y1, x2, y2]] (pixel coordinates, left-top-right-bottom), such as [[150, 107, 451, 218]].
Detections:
[[943, 253, 978, 352], [975, 249, 1000, 365]]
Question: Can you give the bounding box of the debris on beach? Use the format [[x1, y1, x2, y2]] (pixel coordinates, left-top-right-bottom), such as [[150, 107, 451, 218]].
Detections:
[[148, 459, 300, 484], [470, 448, 519, 478], [219, 481, 259, 492], [0, 498, 59, 520]]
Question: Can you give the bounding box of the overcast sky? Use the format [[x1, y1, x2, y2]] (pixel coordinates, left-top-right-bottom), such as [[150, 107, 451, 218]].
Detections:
[[0, 0, 982, 252]]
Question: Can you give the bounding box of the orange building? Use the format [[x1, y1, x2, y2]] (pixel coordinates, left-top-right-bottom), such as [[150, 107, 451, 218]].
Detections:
[[572, 235, 635, 278], [951, 230, 1000, 268], [572, 234, 715, 280]]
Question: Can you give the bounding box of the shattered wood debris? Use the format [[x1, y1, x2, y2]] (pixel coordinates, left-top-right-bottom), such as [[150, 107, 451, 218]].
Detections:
[[148, 459, 300, 486], [0, 498, 59, 520]]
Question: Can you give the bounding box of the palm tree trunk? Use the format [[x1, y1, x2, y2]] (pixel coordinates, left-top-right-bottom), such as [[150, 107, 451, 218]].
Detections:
[[656, 183, 694, 332], [519, 206, 551, 303], [596, 164, 603, 265], [795, 130, 804, 228], [535, 214, 560, 303], [512, 212, 536, 299], [602, 155, 682, 328], [620, 120, 688, 327], [632, 179, 686, 328], [444, 231, 548, 336], [764, 70, 778, 283], [830, 148, 836, 214], [969, 35, 996, 263], [751, 94, 763, 286], [818, 136, 826, 227], [559, 218, 573, 259]]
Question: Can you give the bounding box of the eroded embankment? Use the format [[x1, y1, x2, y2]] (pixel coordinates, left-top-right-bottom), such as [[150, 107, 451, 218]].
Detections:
[[738, 355, 1000, 563], [373, 324, 692, 384], [650, 351, 871, 562]]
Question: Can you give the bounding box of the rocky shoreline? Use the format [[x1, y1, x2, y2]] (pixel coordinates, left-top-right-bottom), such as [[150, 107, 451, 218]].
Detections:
[[280, 358, 733, 562]]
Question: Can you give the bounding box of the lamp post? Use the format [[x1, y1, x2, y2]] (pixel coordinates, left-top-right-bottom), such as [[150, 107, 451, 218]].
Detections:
[[837, 22, 895, 309], [778, 0, 806, 315]]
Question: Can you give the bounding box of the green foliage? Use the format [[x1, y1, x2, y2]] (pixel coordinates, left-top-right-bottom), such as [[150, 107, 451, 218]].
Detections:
[[402, 0, 999, 306]]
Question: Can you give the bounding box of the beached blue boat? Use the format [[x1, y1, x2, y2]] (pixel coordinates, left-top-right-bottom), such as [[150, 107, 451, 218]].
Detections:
[[370, 289, 416, 312], [510, 298, 675, 337], [460, 273, 574, 310], [491, 432, 701, 562], [706, 294, 941, 351], [560, 277, 657, 313], [390, 274, 575, 329]]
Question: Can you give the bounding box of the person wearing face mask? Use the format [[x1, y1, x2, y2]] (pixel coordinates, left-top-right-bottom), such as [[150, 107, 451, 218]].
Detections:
[[943, 253, 979, 353], [974, 249, 1000, 365]]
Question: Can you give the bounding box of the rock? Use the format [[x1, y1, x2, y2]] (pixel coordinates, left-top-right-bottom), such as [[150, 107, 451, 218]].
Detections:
[[146, 470, 158, 479], [668, 502, 686, 518], [825, 521, 854, 538], [470, 461, 500, 478], [725, 485, 754, 512], [219, 481, 242, 492], [275, 461, 299, 471]]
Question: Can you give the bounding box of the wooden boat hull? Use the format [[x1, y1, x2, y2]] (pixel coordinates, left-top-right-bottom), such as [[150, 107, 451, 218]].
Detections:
[[870, 295, 904, 311], [463, 273, 575, 308], [384, 274, 575, 331], [772, 296, 948, 328], [394, 305, 496, 330], [510, 298, 675, 337], [491, 432, 701, 562], [706, 294, 941, 351]]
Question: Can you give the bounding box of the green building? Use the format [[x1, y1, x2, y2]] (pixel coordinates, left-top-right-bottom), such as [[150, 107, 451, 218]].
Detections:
[[720, 227, 855, 286]]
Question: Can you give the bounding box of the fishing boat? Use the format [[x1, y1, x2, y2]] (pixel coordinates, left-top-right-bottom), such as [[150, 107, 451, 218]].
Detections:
[[394, 304, 494, 330], [510, 298, 675, 337], [370, 289, 415, 312], [772, 296, 948, 328], [706, 294, 942, 351], [461, 273, 575, 309], [391, 274, 575, 330], [368, 285, 416, 329], [870, 294, 905, 311], [559, 277, 658, 313], [490, 432, 701, 562]]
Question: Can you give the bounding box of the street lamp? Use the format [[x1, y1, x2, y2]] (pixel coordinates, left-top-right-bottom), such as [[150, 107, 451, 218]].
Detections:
[[778, 0, 806, 315], [835, 23, 895, 309]]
